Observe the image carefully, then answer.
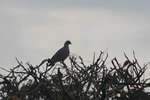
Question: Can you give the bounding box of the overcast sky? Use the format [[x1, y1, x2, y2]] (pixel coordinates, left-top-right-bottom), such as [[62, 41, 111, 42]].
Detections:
[[0, 0, 150, 76]]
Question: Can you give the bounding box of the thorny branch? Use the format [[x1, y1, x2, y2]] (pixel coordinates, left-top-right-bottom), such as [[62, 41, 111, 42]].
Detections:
[[0, 51, 150, 100]]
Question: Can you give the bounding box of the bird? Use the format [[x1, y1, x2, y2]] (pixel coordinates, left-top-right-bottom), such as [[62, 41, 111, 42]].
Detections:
[[47, 40, 72, 66]]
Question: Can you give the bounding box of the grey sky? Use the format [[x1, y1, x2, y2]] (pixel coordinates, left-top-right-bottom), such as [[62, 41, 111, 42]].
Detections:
[[0, 1, 150, 76]]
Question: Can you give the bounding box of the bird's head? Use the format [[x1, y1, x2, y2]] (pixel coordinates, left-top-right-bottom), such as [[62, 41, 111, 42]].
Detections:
[[64, 40, 72, 46]]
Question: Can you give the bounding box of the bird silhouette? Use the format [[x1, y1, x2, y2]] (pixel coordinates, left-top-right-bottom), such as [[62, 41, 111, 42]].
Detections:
[[48, 40, 71, 66]]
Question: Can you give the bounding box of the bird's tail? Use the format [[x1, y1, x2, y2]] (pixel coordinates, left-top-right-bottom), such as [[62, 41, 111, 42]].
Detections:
[[47, 59, 55, 66]]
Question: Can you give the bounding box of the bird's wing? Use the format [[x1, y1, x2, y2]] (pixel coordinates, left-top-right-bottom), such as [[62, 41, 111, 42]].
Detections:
[[51, 46, 69, 63]]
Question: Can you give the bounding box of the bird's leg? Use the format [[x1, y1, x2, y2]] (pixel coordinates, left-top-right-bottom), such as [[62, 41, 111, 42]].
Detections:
[[61, 61, 67, 67]]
